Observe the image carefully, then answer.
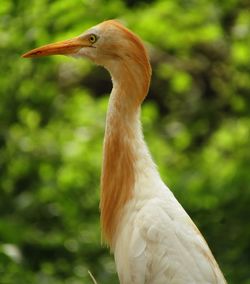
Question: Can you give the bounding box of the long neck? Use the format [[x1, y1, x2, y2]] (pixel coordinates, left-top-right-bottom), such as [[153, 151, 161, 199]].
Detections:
[[100, 61, 153, 246]]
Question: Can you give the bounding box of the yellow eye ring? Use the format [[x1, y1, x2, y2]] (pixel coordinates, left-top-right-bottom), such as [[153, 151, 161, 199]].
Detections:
[[89, 34, 98, 44]]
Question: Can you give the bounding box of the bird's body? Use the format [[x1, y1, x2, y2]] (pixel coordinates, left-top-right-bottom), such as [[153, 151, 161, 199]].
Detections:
[[23, 20, 226, 283]]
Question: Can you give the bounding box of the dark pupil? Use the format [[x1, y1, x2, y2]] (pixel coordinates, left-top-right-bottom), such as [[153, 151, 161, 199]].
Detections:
[[91, 36, 95, 42]]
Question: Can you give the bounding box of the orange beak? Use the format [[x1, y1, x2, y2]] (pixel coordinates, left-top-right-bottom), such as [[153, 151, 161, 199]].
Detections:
[[22, 36, 90, 58]]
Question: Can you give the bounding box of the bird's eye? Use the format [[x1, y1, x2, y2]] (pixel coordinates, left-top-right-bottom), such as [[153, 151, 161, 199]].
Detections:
[[89, 34, 98, 44]]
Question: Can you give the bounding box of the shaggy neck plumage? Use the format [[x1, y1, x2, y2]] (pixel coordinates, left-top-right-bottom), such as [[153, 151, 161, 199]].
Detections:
[[100, 60, 151, 247]]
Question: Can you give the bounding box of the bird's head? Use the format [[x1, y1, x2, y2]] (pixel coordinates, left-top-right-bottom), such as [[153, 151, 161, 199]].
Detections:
[[22, 20, 151, 79]]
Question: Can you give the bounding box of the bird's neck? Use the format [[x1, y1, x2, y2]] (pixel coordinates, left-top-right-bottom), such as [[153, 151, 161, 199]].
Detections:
[[100, 62, 154, 247]]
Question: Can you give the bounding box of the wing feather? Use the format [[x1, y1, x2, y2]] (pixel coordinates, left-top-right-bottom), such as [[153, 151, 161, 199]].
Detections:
[[114, 193, 226, 284]]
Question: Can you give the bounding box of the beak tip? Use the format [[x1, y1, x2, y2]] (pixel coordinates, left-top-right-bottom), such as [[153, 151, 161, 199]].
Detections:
[[21, 51, 33, 58]]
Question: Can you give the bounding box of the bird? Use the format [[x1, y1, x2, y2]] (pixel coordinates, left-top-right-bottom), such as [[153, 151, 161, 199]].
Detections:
[[22, 20, 226, 284]]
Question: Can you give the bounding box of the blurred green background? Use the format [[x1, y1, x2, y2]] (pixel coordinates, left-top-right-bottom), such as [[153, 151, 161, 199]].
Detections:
[[0, 0, 250, 283]]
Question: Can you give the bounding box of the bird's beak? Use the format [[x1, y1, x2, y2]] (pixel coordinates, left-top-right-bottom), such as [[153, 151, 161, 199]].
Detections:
[[22, 36, 90, 58]]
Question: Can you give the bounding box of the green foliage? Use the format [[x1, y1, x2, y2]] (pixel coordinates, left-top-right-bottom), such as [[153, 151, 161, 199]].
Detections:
[[1, 0, 250, 283]]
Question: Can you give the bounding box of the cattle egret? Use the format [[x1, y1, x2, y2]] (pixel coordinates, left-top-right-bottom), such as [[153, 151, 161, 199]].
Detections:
[[23, 20, 226, 284]]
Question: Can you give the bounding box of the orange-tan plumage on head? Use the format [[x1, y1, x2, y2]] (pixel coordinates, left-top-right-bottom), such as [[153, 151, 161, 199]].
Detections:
[[90, 22, 150, 73], [78, 20, 151, 101]]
